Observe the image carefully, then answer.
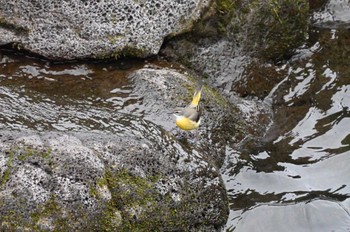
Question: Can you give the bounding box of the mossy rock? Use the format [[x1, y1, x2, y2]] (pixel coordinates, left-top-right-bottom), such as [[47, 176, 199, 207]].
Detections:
[[203, 0, 310, 61], [164, 0, 309, 63], [249, 0, 309, 61], [309, 0, 328, 11], [0, 127, 229, 231]]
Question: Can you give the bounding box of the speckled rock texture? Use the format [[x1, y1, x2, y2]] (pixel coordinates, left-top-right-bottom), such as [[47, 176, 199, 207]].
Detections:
[[0, 0, 210, 59], [0, 62, 270, 230], [127, 67, 262, 167], [161, 0, 309, 91], [0, 129, 228, 231]]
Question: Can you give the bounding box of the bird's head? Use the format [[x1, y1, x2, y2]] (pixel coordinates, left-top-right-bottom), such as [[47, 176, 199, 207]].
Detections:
[[172, 107, 184, 118]]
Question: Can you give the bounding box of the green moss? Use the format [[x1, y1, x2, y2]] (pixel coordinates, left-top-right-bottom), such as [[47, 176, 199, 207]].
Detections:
[[178, 74, 229, 108], [107, 35, 124, 44], [89, 175, 109, 198], [30, 195, 74, 231], [0, 210, 21, 230], [203, 85, 230, 108], [92, 168, 206, 231], [93, 168, 162, 231], [0, 17, 29, 35], [119, 46, 147, 58], [176, 0, 308, 62], [1, 149, 15, 187], [97, 203, 123, 232], [107, 168, 157, 207], [0, 195, 66, 231], [207, 0, 309, 61], [89, 185, 99, 198], [18, 146, 52, 161], [0, 145, 69, 230], [96, 44, 147, 60], [250, 0, 309, 61], [0, 145, 225, 230], [215, 0, 238, 35]]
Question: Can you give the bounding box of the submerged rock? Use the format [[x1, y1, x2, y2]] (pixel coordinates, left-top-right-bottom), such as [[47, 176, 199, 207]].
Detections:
[[0, 0, 210, 59]]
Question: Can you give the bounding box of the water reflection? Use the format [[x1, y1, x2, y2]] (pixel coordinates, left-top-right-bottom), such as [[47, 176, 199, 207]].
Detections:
[[223, 26, 350, 231], [0, 50, 149, 132], [312, 0, 350, 27], [1, 5, 350, 231]]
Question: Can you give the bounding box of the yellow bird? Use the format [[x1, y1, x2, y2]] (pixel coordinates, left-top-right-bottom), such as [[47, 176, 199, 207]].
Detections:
[[173, 84, 203, 131]]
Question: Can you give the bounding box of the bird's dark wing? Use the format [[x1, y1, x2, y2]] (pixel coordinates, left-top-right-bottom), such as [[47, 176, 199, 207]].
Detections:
[[184, 107, 201, 122]]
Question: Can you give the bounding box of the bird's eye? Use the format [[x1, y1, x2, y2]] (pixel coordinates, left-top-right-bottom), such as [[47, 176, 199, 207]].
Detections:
[[173, 109, 181, 114]]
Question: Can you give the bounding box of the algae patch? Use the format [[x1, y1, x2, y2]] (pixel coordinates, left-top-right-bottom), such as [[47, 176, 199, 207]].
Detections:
[[1, 149, 15, 187], [93, 168, 165, 231]]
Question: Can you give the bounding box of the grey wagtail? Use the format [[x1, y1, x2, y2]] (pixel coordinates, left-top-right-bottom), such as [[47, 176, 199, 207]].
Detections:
[[173, 84, 203, 131]]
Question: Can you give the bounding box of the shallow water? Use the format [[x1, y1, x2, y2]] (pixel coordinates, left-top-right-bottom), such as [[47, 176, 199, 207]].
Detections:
[[0, 51, 181, 137], [1, 2, 350, 231], [223, 24, 350, 232]]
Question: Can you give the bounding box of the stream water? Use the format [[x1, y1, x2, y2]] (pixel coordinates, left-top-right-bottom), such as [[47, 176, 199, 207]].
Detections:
[[1, 1, 350, 231], [223, 7, 350, 231]]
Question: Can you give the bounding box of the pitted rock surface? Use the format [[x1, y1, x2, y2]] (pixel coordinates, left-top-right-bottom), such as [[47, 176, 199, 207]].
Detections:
[[0, 128, 228, 231], [0, 0, 210, 59]]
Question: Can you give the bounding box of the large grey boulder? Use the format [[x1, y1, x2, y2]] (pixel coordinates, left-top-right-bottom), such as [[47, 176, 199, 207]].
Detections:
[[0, 0, 210, 59], [0, 129, 228, 231], [0, 51, 271, 229], [0, 62, 236, 230]]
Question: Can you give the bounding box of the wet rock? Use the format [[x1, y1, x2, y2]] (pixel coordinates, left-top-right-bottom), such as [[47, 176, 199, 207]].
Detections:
[[0, 0, 210, 59], [0, 56, 246, 230], [0, 129, 228, 231], [309, 0, 329, 11], [161, 0, 309, 90], [127, 67, 270, 167], [0, 52, 271, 230]]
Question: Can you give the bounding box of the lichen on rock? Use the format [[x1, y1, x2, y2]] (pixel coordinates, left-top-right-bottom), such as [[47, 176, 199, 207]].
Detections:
[[0, 124, 229, 231]]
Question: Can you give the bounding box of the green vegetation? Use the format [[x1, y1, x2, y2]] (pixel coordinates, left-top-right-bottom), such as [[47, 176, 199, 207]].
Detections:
[[97, 42, 147, 59], [215, 0, 241, 35], [30, 195, 71, 231], [252, 0, 309, 61], [90, 167, 223, 231], [107, 34, 124, 44], [119, 45, 147, 58], [18, 146, 52, 161], [93, 168, 167, 231], [0, 17, 29, 35], [1, 149, 15, 187], [213, 0, 309, 61], [0, 143, 224, 230], [177, 0, 309, 62]]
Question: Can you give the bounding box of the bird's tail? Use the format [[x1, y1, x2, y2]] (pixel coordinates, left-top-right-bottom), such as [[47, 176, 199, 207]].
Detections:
[[190, 84, 203, 108]]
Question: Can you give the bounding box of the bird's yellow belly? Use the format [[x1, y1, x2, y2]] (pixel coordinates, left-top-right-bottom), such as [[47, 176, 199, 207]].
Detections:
[[176, 117, 200, 130]]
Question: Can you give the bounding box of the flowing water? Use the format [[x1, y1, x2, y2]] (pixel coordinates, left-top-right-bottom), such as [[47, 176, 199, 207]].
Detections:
[[223, 3, 350, 230], [0, 52, 181, 137], [1, 1, 350, 231], [0, 51, 137, 132]]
